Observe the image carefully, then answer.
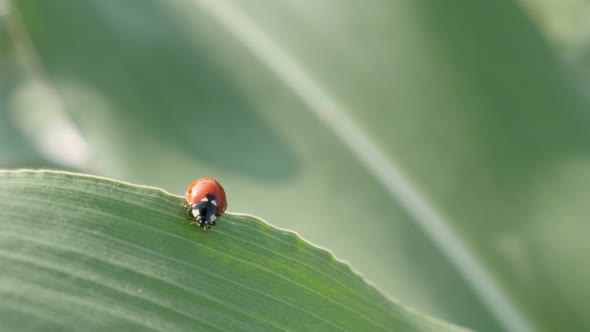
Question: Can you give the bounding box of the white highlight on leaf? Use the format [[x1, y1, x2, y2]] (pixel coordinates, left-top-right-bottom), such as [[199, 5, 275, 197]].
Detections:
[[0, 0, 10, 17], [9, 81, 90, 169], [5, 2, 90, 169], [190, 1, 535, 332]]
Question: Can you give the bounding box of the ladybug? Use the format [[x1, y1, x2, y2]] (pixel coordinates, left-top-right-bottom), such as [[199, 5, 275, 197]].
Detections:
[[185, 178, 227, 230]]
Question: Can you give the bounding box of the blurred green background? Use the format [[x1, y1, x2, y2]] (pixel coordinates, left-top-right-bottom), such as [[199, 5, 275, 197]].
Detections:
[[2, 0, 590, 331]]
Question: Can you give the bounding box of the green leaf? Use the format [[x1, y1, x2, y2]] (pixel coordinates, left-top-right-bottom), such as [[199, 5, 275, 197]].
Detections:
[[6, 2, 504, 330], [7, 1, 590, 331], [0, 170, 465, 332]]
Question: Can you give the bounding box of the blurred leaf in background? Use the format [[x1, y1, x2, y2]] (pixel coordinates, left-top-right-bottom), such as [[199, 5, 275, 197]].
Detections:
[[2, 0, 590, 331], [0, 13, 40, 168], [522, 0, 590, 94]]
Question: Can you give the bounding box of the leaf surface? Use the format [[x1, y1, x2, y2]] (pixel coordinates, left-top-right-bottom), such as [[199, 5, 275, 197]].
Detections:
[[0, 170, 464, 332]]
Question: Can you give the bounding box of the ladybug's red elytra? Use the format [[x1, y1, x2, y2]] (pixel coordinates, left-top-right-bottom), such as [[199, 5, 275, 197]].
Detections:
[[185, 178, 227, 230]]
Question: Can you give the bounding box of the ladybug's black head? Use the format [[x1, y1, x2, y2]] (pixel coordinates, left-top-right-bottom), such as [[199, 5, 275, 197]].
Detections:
[[188, 195, 219, 229]]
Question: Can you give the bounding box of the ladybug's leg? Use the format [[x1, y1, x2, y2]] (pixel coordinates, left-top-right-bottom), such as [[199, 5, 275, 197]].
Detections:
[[188, 221, 200, 227]]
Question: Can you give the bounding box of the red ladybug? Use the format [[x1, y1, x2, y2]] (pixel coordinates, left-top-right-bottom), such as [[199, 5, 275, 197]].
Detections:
[[185, 178, 227, 230]]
